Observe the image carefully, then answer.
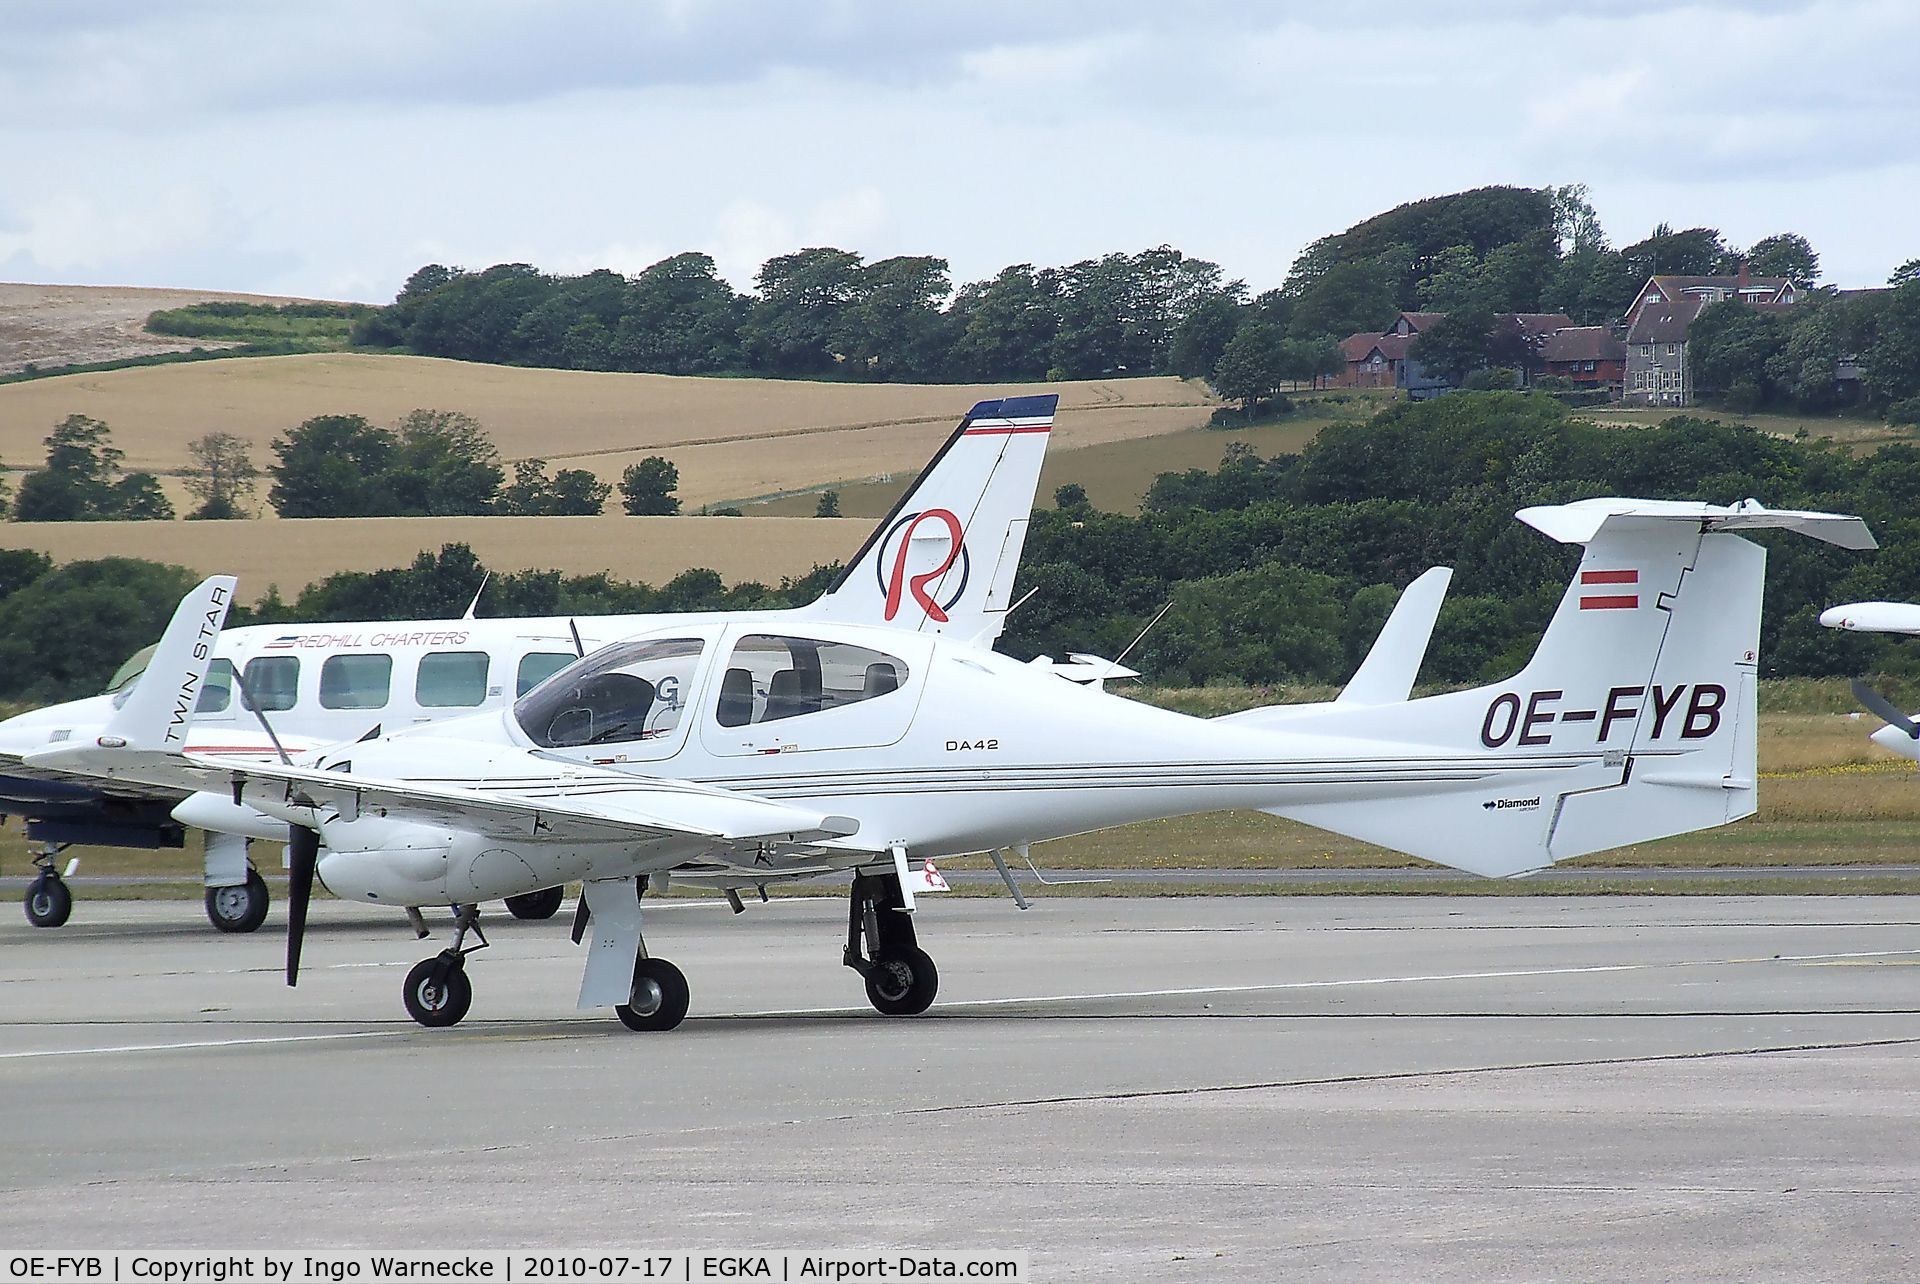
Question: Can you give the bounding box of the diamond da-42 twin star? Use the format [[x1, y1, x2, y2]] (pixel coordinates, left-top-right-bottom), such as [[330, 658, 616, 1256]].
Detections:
[[28, 496, 1872, 1029]]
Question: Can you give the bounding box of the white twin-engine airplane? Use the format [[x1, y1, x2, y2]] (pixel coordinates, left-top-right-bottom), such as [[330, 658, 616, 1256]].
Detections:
[[27, 497, 1871, 1030], [0, 395, 1061, 931], [1819, 599, 1920, 759]]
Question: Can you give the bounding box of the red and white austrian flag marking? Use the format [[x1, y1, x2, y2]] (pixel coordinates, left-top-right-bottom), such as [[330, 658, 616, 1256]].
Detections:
[[1579, 569, 1639, 610]]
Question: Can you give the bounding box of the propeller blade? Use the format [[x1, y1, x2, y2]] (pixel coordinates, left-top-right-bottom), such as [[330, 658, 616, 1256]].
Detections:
[[1850, 678, 1920, 738], [287, 825, 319, 986]]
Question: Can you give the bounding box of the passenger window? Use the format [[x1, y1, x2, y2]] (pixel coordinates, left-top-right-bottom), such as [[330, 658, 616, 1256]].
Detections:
[[517, 652, 575, 697], [242, 656, 300, 712], [416, 651, 489, 708], [319, 654, 392, 710], [716, 634, 908, 727], [197, 659, 235, 713], [514, 637, 705, 748]]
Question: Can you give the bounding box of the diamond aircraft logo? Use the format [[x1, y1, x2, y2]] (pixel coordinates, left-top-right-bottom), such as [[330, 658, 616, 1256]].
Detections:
[[876, 508, 970, 622]]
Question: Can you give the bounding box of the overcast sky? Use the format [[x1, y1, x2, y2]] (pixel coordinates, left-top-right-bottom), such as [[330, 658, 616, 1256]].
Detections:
[[1, 0, 1914, 302]]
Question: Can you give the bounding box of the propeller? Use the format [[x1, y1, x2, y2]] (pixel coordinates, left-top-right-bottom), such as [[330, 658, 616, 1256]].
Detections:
[[1850, 678, 1920, 739], [286, 825, 320, 986]]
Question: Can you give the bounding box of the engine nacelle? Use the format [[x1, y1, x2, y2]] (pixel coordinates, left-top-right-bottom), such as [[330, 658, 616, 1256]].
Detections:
[[315, 816, 563, 906], [171, 791, 288, 841]]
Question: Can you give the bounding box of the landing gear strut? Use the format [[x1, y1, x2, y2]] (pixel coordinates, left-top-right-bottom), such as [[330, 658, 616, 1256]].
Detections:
[[402, 904, 486, 1028], [578, 875, 691, 1032], [845, 869, 938, 1016], [23, 846, 72, 928]]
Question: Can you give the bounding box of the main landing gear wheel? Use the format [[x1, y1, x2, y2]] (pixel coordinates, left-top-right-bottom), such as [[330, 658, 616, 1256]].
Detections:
[[403, 956, 473, 1027], [616, 957, 690, 1032], [865, 946, 939, 1016], [205, 868, 270, 934], [504, 886, 566, 920], [24, 873, 72, 928], [845, 869, 939, 1017]]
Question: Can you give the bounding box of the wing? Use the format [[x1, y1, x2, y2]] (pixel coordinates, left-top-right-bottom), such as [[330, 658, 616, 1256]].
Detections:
[[26, 741, 860, 847]]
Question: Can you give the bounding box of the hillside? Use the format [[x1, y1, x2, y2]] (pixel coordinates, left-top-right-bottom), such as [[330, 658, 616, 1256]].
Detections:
[[0, 352, 1216, 512], [0, 282, 318, 375], [4, 514, 862, 597]]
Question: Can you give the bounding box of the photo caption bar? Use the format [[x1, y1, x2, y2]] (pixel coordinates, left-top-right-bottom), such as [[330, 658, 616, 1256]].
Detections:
[[0, 1254, 1028, 1284]]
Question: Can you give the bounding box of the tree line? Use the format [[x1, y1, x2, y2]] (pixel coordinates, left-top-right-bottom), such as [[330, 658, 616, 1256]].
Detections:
[[1689, 276, 1920, 419], [344, 185, 1892, 406], [2, 411, 696, 522], [11, 391, 1920, 705]]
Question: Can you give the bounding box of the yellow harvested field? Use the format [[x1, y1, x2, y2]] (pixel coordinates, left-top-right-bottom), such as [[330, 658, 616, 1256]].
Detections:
[[2, 514, 866, 596], [0, 282, 313, 375], [0, 353, 1216, 509]]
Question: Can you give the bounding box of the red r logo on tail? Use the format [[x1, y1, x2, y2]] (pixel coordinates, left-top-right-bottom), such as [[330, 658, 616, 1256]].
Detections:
[[880, 508, 969, 622]]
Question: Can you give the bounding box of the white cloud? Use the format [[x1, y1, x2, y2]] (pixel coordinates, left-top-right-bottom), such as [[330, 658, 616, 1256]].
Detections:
[[0, 1, 1913, 298]]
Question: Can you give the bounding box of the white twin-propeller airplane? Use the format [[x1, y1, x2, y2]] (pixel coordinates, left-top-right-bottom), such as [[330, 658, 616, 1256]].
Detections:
[[0, 395, 1066, 931], [25, 497, 1872, 1030], [1820, 600, 1920, 758]]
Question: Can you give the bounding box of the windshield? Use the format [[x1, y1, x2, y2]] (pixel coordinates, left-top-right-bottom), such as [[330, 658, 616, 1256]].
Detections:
[[513, 636, 706, 748], [106, 644, 158, 703]]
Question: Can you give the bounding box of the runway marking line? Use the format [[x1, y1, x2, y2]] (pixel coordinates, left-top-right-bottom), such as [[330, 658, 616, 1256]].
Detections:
[[717, 947, 1920, 1019], [0, 1030, 405, 1061], [5, 949, 1918, 1060]]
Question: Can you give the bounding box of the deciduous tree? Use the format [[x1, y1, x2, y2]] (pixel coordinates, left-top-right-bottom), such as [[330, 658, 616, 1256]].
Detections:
[[183, 432, 259, 519], [619, 457, 681, 515]]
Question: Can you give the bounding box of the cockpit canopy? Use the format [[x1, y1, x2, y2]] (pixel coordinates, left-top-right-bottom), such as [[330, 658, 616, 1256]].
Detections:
[[514, 636, 705, 748]]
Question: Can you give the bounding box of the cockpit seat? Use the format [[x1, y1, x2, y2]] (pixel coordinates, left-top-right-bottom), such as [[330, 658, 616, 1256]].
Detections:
[[717, 666, 755, 728], [764, 669, 817, 721], [863, 661, 899, 696]]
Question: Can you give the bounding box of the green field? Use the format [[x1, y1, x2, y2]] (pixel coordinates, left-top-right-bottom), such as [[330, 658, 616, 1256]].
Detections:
[[142, 301, 369, 352]]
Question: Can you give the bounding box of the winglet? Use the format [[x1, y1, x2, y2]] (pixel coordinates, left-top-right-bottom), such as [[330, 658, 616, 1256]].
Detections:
[[103, 576, 238, 751], [1336, 566, 1452, 706]]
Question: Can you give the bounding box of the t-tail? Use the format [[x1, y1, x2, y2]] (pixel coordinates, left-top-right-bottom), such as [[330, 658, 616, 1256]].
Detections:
[[805, 393, 1058, 645], [1258, 499, 1874, 877]]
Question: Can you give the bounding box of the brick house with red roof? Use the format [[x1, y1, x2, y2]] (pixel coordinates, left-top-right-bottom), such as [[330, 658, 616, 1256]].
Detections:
[[1540, 326, 1627, 391]]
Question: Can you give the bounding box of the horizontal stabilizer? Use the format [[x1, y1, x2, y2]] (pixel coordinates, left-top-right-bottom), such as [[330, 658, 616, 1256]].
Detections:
[[1519, 497, 1876, 549]]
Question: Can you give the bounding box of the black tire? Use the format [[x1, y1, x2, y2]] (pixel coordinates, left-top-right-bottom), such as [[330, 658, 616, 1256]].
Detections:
[[24, 875, 72, 929], [402, 956, 473, 1027], [205, 869, 270, 934], [616, 956, 690, 1032], [504, 886, 566, 920], [865, 945, 938, 1016]]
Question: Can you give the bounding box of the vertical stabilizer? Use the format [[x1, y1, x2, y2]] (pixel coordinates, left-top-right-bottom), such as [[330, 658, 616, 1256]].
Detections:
[[806, 394, 1057, 644]]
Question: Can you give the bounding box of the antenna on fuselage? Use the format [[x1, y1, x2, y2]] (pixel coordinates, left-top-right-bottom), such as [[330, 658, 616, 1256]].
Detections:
[[1102, 599, 1174, 684], [462, 572, 491, 621], [568, 621, 586, 659]]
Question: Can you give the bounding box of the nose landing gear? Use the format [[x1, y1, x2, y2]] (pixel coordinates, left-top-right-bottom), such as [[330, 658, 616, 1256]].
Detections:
[[23, 846, 72, 928], [401, 905, 487, 1028]]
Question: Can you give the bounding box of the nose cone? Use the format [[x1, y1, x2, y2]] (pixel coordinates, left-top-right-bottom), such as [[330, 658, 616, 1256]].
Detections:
[[1818, 606, 1855, 630], [1870, 721, 1920, 761]]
